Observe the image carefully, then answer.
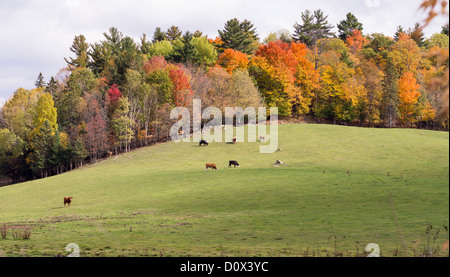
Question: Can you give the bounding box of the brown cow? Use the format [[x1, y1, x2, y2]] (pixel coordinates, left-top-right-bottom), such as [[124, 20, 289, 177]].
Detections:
[[64, 197, 73, 207], [205, 163, 218, 170]]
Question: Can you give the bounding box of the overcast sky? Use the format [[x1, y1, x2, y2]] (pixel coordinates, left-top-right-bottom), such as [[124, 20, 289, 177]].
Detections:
[[0, 0, 448, 106]]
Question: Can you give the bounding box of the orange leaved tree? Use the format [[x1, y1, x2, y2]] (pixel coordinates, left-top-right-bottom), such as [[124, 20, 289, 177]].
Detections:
[[398, 71, 421, 126], [217, 49, 249, 74]]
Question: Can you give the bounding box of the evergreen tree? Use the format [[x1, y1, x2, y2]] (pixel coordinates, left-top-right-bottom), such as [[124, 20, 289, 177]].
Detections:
[[442, 23, 449, 35], [193, 30, 203, 38], [0, 128, 26, 182], [140, 33, 151, 56], [27, 120, 58, 178], [165, 26, 182, 41], [54, 68, 96, 134], [88, 41, 111, 76], [114, 36, 141, 85], [218, 18, 257, 55], [89, 27, 127, 83], [46, 76, 58, 95], [103, 27, 123, 54], [240, 19, 259, 41], [293, 9, 335, 48], [152, 27, 166, 43], [26, 92, 59, 177], [35, 73, 45, 88], [97, 28, 142, 86], [64, 35, 90, 68], [337, 12, 363, 41], [394, 25, 406, 41], [409, 22, 428, 47], [172, 31, 197, 63], [48, 130, 64, 174]]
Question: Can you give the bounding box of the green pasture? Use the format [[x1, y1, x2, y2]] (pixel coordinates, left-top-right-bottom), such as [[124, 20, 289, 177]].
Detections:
[[0, 124, 448, 257]]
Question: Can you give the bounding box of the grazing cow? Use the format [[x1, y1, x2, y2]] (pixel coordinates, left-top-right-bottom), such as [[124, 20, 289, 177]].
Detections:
[[199, 139, 209, 146], [63, 197, 73, 207], [205, 163, 218, 170], [274, 160, 284, 167], [228, 160, 240, 168]]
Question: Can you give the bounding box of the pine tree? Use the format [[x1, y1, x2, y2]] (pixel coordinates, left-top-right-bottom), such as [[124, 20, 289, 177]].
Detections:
[[337, 12, 363, 41], [140, 33, 151, 56], [165, 26, 182, 42], [218, 18, 257, 55], [88, 42, 111, 76], [442, 23, 449, 35], [293, 10, 316, 47], [35, 73, 45, 88], [409, 22, 428, 47], [193, 30, 203, 38], [240, 19, 259, 41], [172, 31, 197, 63], [394, 25, 406, 41], [27, 120, 59, 178], [103, 27, 123, 54], [46, 76, 58, 95], [293, 9, 334, 48], [152, 27, 166, 43], [64, 35, 90, 68]]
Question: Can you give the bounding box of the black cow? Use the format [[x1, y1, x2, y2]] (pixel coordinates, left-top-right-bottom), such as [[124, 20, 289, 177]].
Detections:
[[228, 160, 240, 168], [199, 140, 209, 146]]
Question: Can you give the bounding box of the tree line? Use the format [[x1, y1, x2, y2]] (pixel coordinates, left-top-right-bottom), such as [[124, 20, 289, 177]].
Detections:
[[0, 9, 448, 183]]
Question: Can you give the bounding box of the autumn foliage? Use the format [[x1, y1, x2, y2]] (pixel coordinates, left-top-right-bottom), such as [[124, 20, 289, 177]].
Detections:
[[249, 41, 319, 116], [217, 49, 249, 74], [107, 84, 122, 106], [169, 67, 193, 107], [398, 71, 421, 125], [1, 5, 449, 183], [346, 29, 369, 53]]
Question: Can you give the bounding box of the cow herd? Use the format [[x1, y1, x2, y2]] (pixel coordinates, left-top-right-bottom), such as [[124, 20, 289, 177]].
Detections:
[[201, 139, 278, 171], [201, 138, 243, 171], [63, 138, 280, 207]]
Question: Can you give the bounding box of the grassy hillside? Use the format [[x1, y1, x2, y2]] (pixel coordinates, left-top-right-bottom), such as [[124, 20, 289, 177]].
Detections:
[[0, 124, 448, 257]]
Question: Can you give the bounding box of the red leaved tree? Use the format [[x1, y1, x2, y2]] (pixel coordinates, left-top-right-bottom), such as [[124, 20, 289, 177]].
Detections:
[[169, 67, 193, 107]]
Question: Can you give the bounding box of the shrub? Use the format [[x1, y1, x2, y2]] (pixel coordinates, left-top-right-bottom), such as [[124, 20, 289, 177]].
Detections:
[[0, 225, 7, 239], [22, 227, 32, 240]]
